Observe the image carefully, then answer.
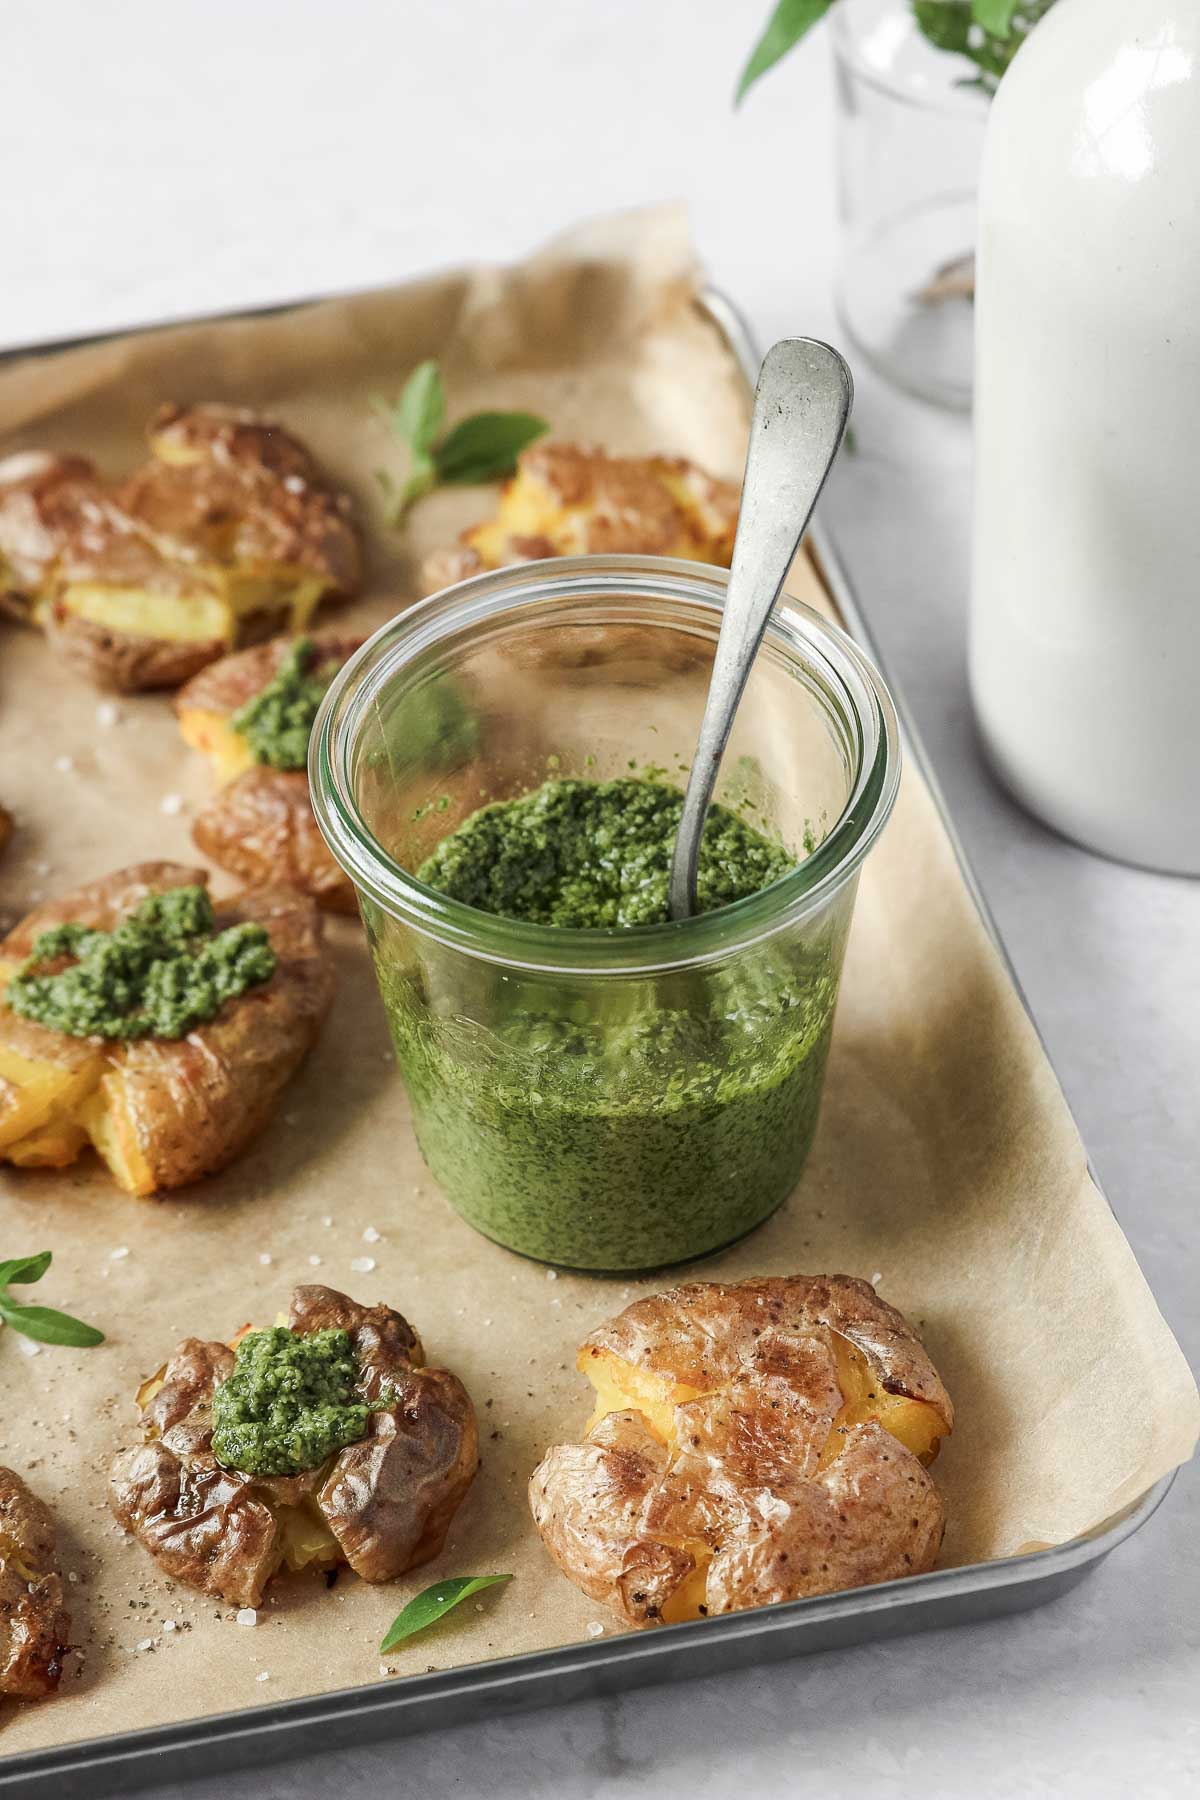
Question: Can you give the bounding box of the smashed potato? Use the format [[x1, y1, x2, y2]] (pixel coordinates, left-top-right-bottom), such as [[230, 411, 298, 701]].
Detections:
[[0, 1467, 71, 1700], [0, 406, 361, 692], [421, 442, 739, 595], [530, 1276, 953, 1628], [0, 862, 333, 1195], [109, 1285, 479, 1606], [176, 634, 362, 910]]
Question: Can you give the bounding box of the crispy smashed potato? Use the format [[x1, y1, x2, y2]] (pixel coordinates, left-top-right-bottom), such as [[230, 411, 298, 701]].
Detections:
[[0, 406, 361, 692], [0, 862, 334, 1195], [421, 442, 739, 595], [530, 1276, 953, 1628], [109, 1285, 479, 1606], [0, 1467, 71, 1700], [176, 634, 361, 910]]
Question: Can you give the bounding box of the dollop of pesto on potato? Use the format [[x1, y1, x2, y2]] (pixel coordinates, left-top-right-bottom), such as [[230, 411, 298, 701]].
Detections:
[[211, 1325, 388, 1477], [5, 884, 275, 1040], [231, 636, 334, 770]]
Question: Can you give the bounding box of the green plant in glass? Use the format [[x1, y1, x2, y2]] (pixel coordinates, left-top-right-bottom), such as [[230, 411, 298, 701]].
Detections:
[[738, 0, 1057, 102]]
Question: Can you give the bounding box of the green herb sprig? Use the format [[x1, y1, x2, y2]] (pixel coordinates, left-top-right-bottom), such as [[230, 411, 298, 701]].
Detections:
[[0, 1252, 105, 1348], [737, 0, 1056, 104], [372, 361, 547, 524], [380, 1574, 512, 1652]]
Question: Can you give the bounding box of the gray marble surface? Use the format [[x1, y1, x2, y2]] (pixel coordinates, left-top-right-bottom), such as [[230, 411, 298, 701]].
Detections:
[[4, 3, 1197, 1792]]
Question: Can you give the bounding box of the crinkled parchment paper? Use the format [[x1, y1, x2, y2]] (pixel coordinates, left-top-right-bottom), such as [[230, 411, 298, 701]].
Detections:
[[0, 205, 1195, 1759]]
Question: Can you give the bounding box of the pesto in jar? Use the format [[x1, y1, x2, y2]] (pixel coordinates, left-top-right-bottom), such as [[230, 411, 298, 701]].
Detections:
[[370, 777, 846, 1271], [415, 777, 793, 927], [5, 885, 275, 1041], [211, 1325, 382, 1477]]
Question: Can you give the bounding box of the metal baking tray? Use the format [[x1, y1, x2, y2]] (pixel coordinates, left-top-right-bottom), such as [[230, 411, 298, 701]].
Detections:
[[0, 286, 1174, 1797]]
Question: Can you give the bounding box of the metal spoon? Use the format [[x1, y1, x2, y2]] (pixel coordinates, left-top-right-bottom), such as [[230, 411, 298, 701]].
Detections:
[[667, 337, 853, 921]]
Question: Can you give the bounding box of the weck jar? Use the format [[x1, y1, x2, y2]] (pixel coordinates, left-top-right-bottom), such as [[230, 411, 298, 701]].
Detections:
[[310, 555, 900, 1271]]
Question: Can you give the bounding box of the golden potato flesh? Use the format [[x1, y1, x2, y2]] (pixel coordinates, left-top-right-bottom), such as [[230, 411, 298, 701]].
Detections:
[[109, 1286, 479, 1606], [530, 1276, 953, 1629], [421, 442, 739, 595], [2, 406, 361, 692], [0, 1466, 71, 1700], [0, 862, 334, 1195]]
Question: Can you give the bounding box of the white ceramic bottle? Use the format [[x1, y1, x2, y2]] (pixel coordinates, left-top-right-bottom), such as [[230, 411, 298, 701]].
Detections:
[[970, 0, 1200, 874]]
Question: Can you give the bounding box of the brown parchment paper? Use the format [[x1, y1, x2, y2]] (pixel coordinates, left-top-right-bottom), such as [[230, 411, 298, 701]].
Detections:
[[0, 206, 1195, 1760]]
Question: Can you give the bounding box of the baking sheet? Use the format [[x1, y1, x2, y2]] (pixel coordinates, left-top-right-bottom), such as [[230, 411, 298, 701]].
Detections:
[[0, 205, 1196, 1762]]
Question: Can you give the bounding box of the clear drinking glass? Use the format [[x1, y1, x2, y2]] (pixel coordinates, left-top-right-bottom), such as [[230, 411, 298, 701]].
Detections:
[[310, 556, 900, 1272], [833, 0, 988, 409]]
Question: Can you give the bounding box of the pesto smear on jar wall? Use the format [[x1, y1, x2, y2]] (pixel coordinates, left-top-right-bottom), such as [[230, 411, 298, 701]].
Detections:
[[370, 775, 845, 1271]]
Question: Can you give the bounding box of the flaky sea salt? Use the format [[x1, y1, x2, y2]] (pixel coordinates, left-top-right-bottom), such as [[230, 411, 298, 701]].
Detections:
[[308, 1255, 322, 1267], [545, 1270, 558, 1282], [95, 701, 120, 727], [259, 1253, 272, 1266], [159, 793, 184, 816], [362, 1226, 382, 1244], [236, 1608, 257, 1627], [586, 1622, 605, 1638], [17, 1338, 41, 1357], [350, 1256, 376, 1274], [53, 754, 74, 773], [256, 1670, 270, 1682], [110, 1246, 130, 1260]]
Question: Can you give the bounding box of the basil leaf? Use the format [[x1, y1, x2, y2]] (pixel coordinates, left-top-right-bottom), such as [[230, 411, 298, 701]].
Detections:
[[380, 1574, 512, 1653], [0, 1300, 105, 1347], [395, 361, 446, 456], [972, 0, 1019, 31], [736, 0, 837, 104], [433, 413, 548, 485], [912, 0, 974, 55], [0, 1250, 52, 1286]]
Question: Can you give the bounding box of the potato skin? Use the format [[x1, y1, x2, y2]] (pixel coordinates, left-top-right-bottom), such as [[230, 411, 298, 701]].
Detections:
[[109, 1286, 478, 1606], [174, 632, 362, 724], [0, 862, 335, 1195], [43, 608, 227, 693], [0, 451, 103, 619], [0, 1466, 71, 1699], [530, 1276, 952, 1629], [192, 771, 357, 913]]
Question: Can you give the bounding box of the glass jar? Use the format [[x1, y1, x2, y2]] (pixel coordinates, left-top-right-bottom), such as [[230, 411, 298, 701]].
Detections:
[[833, 0, 989, 409], [310, 556, 900, 1272]]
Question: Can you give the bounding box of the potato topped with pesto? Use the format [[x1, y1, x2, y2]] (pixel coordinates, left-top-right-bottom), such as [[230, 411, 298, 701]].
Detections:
[[0, 862, 334, 1196], [176, 634, 363, 912], [109, 1286, 479, 1607]]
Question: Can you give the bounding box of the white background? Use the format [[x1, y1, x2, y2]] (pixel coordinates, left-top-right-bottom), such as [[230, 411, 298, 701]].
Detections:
[[4, 3, 1197, 1795]]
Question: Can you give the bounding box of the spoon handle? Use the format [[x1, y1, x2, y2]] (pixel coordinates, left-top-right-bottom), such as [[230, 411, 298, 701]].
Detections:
[[668, 338, 853, 922]]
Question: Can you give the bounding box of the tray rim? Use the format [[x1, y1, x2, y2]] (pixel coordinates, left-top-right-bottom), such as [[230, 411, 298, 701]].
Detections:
[[0, 279, 1179, 1790]]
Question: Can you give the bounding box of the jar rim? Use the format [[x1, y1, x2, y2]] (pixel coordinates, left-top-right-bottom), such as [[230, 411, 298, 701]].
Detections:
[[309, 555, 901, 974]]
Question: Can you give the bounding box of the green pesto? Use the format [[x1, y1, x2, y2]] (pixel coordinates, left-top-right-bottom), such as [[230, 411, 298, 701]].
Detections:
[[370, 778, 844, 1271], [211, 1326, 383, 1477], [415, 778, 794, 927], [5, 886, 275, 1041], [233, 637, 333, 770]]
